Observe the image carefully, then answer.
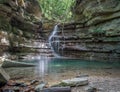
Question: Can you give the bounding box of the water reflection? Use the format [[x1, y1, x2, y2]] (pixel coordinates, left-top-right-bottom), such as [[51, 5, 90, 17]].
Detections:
[[35, 56, 49, 79], [18, 56, 120, 80]]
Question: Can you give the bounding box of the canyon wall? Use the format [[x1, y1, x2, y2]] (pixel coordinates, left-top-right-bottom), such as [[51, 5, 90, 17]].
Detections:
[[56, 0, 120, 61], [0, 0, 42, 55]]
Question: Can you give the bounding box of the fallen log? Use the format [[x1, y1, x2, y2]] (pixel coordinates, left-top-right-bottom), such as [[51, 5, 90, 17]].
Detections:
[[2, 59, 36, 68]]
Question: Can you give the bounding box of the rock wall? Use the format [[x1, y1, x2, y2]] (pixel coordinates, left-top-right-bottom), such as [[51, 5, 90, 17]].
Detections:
[[53, 0, 120, 61], [0, 0, 42, 54]]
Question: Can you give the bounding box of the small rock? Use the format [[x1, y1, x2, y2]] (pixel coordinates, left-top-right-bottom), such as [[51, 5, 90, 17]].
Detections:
[[85, 86, 97, 92], [58, 77, 88, 87], [35, 81, 47, 92], [13, 87, 20, 92], [14, 82, 27, 87], [98, 88, 104, 91], [30, 80, 39, 85]]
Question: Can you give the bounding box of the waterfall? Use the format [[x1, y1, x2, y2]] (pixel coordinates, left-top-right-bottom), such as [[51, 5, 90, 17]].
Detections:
[[49, 25, 60, 57]]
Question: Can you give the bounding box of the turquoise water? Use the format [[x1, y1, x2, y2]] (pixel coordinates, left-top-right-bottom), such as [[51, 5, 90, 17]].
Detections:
[[19, 57, 120, 78], [48, 58, 120, 69], [21, 58, 120, 69], [5, 57, 120, 82]]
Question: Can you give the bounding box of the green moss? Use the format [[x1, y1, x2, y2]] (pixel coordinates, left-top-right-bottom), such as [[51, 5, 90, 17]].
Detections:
[[90, 28, 106, 37]]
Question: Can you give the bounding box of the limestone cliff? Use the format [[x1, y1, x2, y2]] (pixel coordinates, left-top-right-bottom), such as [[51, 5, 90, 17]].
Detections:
[[0, 0, 42, 54], [53, 0, 120, 61]]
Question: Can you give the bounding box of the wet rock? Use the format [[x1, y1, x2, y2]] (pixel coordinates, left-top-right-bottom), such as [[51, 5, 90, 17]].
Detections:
[[0, 67, 10, 87], [85, 86, 97, 92], [30, 80, 39, 85], [55, 78, 88, 87], [35, 81, 47, 92], [13, 82, 27, 87], [13, 87, 20, 92]]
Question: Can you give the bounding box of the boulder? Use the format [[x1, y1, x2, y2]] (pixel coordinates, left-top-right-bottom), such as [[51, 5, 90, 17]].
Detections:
[[35, 81, 47, 92], [61, 78, 88, 87], [53, 78, 88, 87], [0, 67, 10, 87]]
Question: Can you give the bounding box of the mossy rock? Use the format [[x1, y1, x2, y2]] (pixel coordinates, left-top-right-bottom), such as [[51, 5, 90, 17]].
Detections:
[[90, 29, 106, 37]]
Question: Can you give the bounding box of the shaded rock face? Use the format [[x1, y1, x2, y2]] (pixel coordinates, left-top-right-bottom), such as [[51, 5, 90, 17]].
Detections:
[[74, 0, 120, 24], [25, 0, 42, 19], [0, 0, 42, 53], [53, 0, 120, 61]]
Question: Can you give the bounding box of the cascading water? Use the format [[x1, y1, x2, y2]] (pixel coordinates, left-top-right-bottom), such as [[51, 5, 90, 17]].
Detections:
[[49, 25, 60, 57], [61, 24, 65, 56]]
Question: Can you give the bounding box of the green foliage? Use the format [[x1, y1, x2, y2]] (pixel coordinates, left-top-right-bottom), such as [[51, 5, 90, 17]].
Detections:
[[38, 0, 75, 22]]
